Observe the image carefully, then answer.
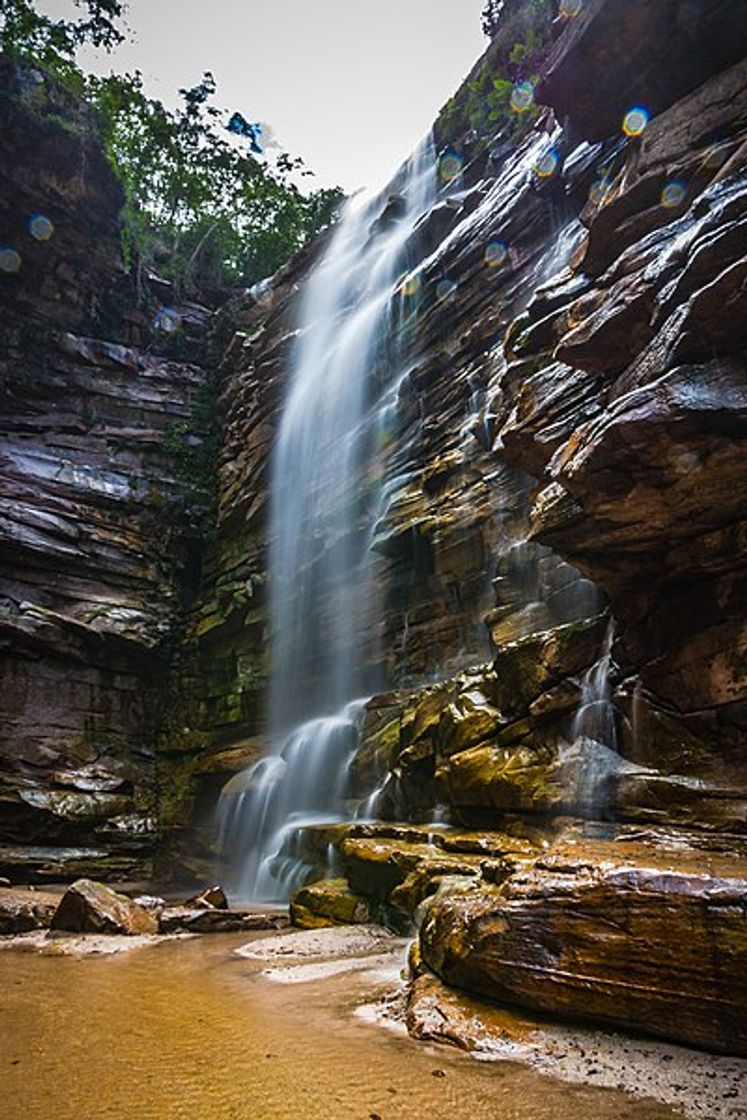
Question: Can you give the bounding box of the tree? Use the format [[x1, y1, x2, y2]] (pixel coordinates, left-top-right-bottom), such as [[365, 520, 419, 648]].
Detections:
[[2, 1, 344, 296], [0, 0, 125, 76], [91, 70, 343, 294]]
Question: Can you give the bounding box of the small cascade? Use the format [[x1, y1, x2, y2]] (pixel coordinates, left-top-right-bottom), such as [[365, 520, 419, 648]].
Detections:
[[218, 700, 364, 901], [572, 621, 617, 750], [569, 621, 620, 817]]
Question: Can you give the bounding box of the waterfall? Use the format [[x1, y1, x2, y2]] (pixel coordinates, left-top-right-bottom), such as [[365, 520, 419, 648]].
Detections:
[[569, 620, 620, 816], [217, 138, 438, 902], [572, 621, 617, 750]]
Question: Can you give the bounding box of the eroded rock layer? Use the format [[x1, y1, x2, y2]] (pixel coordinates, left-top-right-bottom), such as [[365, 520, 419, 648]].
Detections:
[[263, 0, 747, 1056], [0, 61, 212, 880]]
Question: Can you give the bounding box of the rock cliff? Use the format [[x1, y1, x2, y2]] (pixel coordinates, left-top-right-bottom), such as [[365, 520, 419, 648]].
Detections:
[[1, 0, 746, 1058], [191, 0, 747, 1054], [0, 59, 213, 881]]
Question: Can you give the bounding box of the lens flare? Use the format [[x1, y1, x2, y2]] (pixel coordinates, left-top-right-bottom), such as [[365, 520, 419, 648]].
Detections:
[[28, 214, 54, 241], [155, 307, 181, 333], [661, 180, 687, 209], [510, 81, 535, 113], [559, 0, 583, 15], [534, 149, 559, 179], [484, 239, 509, 268], [401, 273, 422, 297], [0, 248, 22, 273], [435, 278, 457, 302], [438, 149, 464, 183], [622, 106, 650, 137]]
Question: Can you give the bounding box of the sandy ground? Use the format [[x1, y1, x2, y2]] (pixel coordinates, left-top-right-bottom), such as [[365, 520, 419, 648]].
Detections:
[[0, 929, 188, 955]]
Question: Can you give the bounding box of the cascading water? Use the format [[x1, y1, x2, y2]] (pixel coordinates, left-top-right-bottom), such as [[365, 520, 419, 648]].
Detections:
[[569, 620, 620, 816], [218, 138, 438, 902], [572, 620, 617, 751]]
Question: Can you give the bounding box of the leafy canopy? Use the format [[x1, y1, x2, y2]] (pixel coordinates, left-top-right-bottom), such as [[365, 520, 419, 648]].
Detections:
[[1, 0, 343, 296]]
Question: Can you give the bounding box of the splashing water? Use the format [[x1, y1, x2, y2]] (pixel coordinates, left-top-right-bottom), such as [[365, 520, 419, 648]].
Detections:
[[572, 621, 617, 750], [218, 139, 438, 902]]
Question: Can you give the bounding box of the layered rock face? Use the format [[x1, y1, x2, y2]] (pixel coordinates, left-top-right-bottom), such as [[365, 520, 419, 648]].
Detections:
[[202, 0, 746, 822], [2, 0, 746, 1061], [205, 0, 747, 1054], [0, 60, 212, 881]]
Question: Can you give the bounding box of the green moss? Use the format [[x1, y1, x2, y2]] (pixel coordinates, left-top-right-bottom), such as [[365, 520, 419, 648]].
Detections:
[[156, 753, 201, 831]]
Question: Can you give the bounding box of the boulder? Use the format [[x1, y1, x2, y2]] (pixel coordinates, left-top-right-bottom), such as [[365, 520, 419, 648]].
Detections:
[[0, 887, 60, 934], [51, 879, 158, 935], [420, 841, 747, 1056], [290, 878, 374, 929], [183, 884, 228, 910]]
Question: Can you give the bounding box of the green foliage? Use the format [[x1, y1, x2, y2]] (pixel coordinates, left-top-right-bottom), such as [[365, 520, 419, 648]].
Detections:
[[440, 0, 553, 147], [3, 1, 344, 297], [0, 0, 124, 84], [91, 69, 344, 295]]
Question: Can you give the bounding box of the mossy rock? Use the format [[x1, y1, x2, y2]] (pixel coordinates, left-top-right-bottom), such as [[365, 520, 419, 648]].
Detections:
[[290, 878, 373, 929], [493, 614, 608, 713]]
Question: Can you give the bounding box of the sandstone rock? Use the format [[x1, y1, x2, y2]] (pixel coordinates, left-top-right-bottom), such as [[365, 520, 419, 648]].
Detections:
[[0, 887, 60, 934], [290, 878, 373, 929], [183, 884, 228, 910], [158, 906, 285, 933], [492, 616, 608, 714], [420, 841, 747, 1056], [51, 879, 158, 935]]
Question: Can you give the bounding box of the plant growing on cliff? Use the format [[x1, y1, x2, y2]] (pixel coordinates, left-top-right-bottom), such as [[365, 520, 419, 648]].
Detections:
[[440, 0, 554, 147], [90, 69, 343, 294]]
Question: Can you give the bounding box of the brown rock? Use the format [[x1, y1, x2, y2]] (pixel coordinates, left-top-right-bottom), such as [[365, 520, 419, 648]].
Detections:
[[290, 878, 373, 929], [183, 884, 229, 910], [420, 843, 747, 1056], [0, 887, 60, 934], [51, 879, 158, 935]]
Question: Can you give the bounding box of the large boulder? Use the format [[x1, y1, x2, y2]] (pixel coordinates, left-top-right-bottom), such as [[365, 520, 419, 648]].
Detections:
[[420, 839, 747, 1056], [51, 879, 158, 935]]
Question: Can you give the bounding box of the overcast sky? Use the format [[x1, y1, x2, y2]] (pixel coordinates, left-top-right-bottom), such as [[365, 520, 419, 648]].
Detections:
[[43, 0, 487, 193]]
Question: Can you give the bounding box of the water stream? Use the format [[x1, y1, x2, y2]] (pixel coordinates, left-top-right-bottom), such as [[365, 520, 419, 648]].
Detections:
[[218, 138, 439, 901]]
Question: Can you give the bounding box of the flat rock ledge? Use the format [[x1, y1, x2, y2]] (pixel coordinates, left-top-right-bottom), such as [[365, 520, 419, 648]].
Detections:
[[419, 836, 747, 1057]]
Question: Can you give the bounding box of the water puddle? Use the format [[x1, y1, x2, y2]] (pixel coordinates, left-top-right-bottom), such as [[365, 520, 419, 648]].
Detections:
[[0, 929, 684, 1120]]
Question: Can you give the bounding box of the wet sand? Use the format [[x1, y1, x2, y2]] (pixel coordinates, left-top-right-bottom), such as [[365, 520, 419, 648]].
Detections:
[[0, 927, 689, 1120]]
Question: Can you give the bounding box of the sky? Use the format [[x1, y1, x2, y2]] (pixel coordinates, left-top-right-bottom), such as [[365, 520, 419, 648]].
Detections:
[[42, 0, 488, 193]]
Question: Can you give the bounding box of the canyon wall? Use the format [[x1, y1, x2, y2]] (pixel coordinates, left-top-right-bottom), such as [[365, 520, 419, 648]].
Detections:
[[0, 59, 213, 881], [198, 0, 747, 829], [199, 0, 747, 1054], [1, 0, 746, 1055]]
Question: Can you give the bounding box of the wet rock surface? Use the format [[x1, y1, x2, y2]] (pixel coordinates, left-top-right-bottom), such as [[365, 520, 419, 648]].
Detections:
[[404, 971, 747, 1120], [290, 818, 747, 1056], [290, 878, 374, 929], [2, 0, 747, 1071], [419, 832, 747, 1056], [51, 878, 158, 936], [0, 60, 214, 879]]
